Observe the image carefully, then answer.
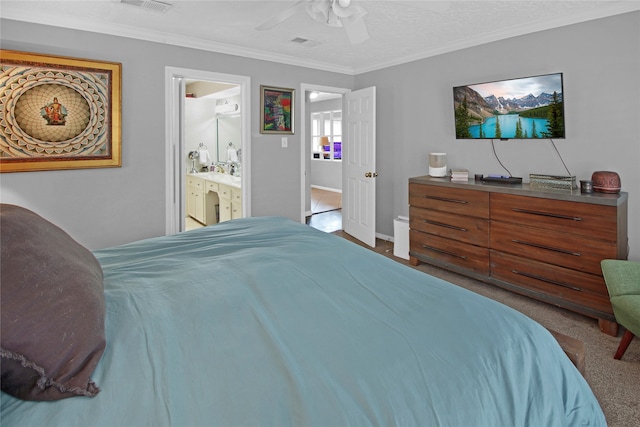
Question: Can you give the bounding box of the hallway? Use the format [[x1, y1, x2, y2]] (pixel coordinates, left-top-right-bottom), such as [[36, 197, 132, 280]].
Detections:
[[306, 188, 342, 233]]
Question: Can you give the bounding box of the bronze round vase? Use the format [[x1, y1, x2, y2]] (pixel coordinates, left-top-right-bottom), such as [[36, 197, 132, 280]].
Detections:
[[591, 171, 621, 194]]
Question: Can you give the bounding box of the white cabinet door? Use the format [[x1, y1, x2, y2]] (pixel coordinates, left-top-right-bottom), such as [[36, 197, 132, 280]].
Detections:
[[219, 199, 232, 222], [231, 202, 242, 220], [187, 189, 196, 219], [194, 190, 205, 223]]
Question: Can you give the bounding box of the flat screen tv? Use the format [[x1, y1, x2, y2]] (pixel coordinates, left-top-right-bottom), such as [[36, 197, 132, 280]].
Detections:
[[453, 73, 565, 139]]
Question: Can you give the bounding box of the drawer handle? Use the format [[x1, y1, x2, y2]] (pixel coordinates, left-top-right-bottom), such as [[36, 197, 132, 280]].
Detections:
[[423, 195, 468, 204], [511, 208, 582, 221], [422, 219, 467, 232], [511, 269, 582, 291], [511, 239, 581, 256], [422, 245, 467, 260]]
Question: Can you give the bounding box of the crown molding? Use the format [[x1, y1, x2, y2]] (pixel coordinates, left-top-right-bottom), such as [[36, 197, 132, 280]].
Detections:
[[0, 7, 356, 75], [2, 2, 638, 77], [354, 1, 640, 74]]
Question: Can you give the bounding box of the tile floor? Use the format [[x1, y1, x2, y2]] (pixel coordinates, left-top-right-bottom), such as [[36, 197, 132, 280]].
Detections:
[[185, 216, 203, 231], [306, 188, 342, 233], [306, 209, 342, 233]]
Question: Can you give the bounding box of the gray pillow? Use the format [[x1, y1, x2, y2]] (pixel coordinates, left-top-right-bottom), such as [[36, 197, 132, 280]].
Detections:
[[1, 204, 106, 400]]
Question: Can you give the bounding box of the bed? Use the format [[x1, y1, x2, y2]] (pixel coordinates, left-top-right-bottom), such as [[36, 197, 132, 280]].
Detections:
[[1, 205, 606, 426]]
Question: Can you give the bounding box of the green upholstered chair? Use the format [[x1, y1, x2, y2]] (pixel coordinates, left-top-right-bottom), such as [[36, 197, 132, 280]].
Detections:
[[601, 260, 640, 360]]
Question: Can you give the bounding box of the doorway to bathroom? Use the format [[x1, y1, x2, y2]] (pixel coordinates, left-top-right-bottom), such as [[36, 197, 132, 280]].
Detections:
[[184, 81, 242, 230], [165, 67, 251, 235]]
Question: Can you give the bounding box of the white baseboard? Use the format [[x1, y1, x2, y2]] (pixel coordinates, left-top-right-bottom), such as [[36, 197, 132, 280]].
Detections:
[[311, 185, 342, 193], [376, 232, 393, 242]]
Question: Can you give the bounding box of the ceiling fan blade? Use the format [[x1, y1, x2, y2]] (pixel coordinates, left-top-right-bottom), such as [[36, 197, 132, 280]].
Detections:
[[341, 13, 369, 44], [306, 0, 332, 24], [256, 1, 307, 31]]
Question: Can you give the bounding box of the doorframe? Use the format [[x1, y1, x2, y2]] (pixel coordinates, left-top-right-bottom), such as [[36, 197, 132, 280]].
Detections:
[[299, 83, 350, 224], [165, 67, 251, 235]]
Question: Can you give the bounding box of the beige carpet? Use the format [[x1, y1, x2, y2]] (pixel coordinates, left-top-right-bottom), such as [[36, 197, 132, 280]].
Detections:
[[332, 230, 640, 427]]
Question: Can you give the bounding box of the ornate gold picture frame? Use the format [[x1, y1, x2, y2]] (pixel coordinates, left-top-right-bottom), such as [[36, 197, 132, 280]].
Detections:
[[0, 50, 122, 172]]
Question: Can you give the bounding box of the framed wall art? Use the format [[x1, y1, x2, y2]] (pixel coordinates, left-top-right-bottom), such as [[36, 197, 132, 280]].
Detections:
[[260, 85, 294, 134], [0, 50, 122, 172]]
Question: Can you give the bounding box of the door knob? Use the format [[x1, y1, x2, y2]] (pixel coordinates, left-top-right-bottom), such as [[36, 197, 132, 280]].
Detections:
[[365, 172, 372, 178]]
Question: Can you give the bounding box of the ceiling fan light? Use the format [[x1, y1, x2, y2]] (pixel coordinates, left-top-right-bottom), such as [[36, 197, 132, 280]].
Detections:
[[332, 0, 354, 18], [326, 8, 342, 26], [303, 0, 369, 44]]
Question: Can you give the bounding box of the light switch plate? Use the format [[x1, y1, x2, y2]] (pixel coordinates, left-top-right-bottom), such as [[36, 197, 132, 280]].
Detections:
[[281, 137, 288, 148]]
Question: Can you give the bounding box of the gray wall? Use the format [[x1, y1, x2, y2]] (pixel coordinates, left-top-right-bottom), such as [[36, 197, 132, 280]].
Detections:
[[0, 19, 353, 249], [1, 12, 638, 260], [356, 11, 640, 260]]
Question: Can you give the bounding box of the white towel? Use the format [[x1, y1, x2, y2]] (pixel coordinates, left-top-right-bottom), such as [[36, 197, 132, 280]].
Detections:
[[227, 148, 238, 163], [198, 149, 210, 165]]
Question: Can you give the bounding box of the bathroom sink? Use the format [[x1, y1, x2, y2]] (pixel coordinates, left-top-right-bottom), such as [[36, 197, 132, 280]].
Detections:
[[196, 172, 241, 188]]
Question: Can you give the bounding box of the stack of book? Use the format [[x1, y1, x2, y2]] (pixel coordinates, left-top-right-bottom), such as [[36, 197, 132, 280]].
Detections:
[[450, 168, 469, 182]]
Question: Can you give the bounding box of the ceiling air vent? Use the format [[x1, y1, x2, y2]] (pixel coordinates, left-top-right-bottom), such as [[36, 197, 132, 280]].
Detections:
[[290, 37, 321, 48], [120, 0, 173, 13]]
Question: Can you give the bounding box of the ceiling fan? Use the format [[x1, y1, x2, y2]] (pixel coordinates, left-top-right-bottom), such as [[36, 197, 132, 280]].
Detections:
[[257, 0, 370, 45]]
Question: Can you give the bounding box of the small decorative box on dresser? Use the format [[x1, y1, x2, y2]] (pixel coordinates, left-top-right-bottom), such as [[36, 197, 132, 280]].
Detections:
[[409, 176, 628, 336]]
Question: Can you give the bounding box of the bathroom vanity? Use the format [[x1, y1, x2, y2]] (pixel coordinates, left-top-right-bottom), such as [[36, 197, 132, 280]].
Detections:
[[186, 172, 241, 225]]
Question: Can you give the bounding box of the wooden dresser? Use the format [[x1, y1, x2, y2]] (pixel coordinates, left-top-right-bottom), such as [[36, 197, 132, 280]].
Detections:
[[409, 176, 628, 335]]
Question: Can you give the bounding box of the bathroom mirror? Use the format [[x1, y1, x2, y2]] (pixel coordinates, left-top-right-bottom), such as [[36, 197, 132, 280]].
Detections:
[[216, 115, 241, 163]]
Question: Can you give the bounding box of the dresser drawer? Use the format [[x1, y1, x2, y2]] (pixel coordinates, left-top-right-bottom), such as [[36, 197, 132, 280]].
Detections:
[[186, 176, 203, 189], [409, 183, 489, 219], [490, 193, 618, 242], [410, 206, 489, 246], [231, 187, 242, 204], [206, 181, 219, 193], [491, 221, 616, 276], [218, 185, 231, 200], [410, 230, 489, 275], [491, 251, 613, 316]]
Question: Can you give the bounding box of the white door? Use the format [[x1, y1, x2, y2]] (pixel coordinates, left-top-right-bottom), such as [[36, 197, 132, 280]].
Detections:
[[342, 86, 376, 247]]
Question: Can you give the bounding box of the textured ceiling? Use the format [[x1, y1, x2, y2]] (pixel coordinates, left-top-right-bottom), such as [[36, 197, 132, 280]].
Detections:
[[2, 1, 638, 74]]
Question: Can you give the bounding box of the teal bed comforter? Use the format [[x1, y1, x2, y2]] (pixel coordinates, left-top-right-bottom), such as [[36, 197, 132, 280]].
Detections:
[[1, 216, 605, 426]]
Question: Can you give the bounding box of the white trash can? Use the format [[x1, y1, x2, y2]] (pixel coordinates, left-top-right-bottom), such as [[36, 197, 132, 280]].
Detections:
[[393, 216, 410, 260]]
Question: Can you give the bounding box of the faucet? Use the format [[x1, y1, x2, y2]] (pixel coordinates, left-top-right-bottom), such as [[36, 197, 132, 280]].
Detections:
[[228, 161, 240, 176], [210, 162, 226, 173]]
